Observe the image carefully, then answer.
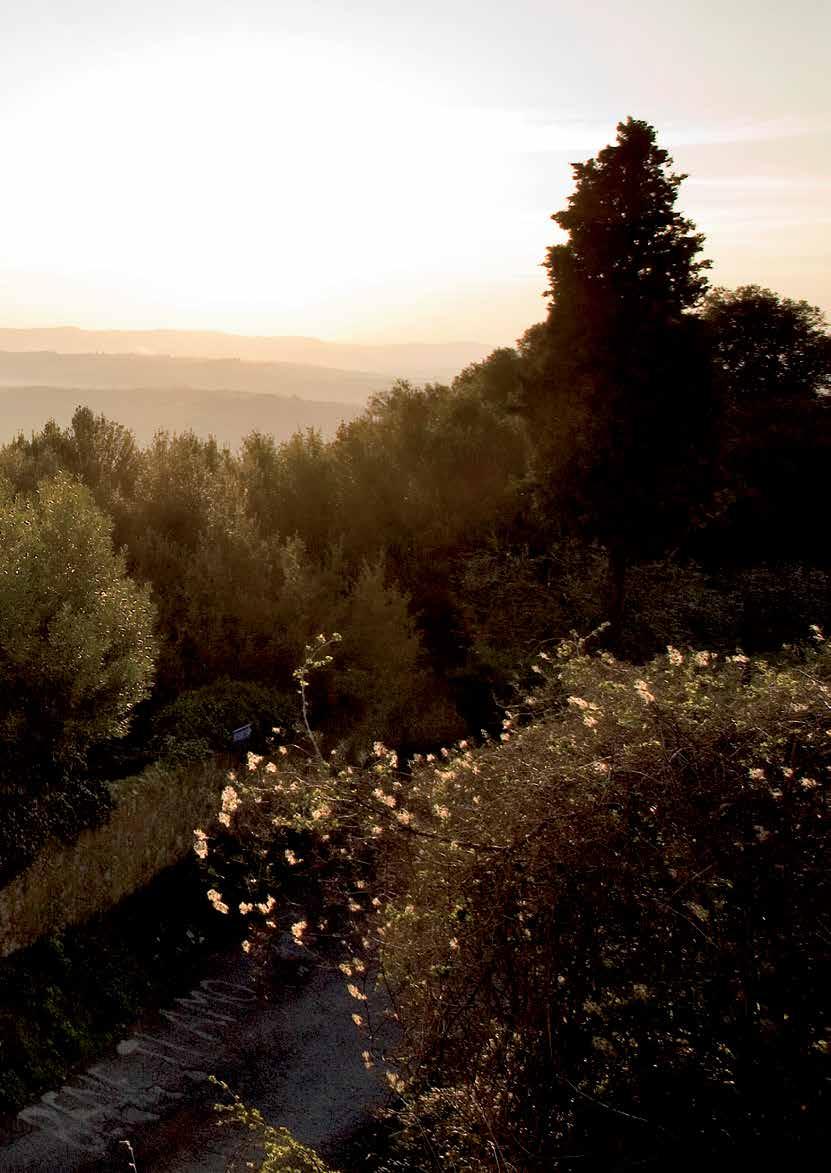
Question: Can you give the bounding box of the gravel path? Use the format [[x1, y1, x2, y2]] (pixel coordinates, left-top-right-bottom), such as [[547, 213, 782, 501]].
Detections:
[[0, 946, 392, 1172]]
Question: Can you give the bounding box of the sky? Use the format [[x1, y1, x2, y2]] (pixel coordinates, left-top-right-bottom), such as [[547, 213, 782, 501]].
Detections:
[[0, 0, 828, 346]]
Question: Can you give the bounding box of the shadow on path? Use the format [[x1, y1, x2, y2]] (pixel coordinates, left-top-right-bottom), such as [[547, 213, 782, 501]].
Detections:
[[1, 946, 392, 1172]]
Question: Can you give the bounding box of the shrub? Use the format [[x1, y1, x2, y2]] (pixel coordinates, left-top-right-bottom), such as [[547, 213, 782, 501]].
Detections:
[[213, 1080, 337, 1172], [197, 632, 830, 1170], [372, 635, 830, 1169], [149, 679, 295, 764], [198, 633, 826, 1173]]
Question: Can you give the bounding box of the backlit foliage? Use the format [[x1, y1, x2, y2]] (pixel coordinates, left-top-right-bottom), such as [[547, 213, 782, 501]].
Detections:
[[0, 472, 156, 771], [201, 632, 830, 1170]]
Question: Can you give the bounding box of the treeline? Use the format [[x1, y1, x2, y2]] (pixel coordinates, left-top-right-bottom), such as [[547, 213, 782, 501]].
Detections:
[[0, 118, 829, 879]]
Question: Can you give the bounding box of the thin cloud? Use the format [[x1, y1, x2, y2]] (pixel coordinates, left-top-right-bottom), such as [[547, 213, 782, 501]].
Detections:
[[661, 115, 831, 147], [686, 175, 830, 191], [465, 111, 831, 155]]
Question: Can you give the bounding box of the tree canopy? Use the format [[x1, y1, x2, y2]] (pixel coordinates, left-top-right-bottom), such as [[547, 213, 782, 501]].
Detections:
[[703, 284, 831, 406], [0, 473, 157, 775], [545, 116, 710, 320]]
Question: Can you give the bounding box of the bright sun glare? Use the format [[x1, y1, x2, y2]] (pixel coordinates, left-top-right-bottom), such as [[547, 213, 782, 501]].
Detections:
[[1, 8, 828, 343], [1, 32, 539, 338]]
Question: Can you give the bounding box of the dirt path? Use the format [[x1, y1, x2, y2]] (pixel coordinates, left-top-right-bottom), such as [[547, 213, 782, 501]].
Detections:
[[0, 947, 392, 1172]]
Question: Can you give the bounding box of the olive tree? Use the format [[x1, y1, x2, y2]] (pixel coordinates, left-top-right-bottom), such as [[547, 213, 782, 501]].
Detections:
[[0, 472, 157, 775]]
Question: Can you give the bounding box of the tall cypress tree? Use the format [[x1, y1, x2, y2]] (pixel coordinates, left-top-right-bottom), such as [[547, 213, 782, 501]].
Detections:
[[524, 117, 713, 621]]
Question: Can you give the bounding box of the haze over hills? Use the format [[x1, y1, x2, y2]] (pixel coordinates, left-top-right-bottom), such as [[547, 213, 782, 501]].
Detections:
[[0, 328, 493, 383], [0, 330, 494, 447], [0, 350, 395, 405]]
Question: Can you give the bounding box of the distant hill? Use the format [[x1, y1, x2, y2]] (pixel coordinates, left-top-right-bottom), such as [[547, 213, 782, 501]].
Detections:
[[0, 328, 495, 449], [0, 328, 493, 384], [0, 386, 363, 450], [0, 351, 394, 405]]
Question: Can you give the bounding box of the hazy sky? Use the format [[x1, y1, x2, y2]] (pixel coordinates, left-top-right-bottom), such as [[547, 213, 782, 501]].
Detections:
[[0, 0, 828, 345]]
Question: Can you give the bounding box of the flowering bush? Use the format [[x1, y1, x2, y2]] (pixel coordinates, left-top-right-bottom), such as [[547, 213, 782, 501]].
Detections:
[[197, 632, 830, 1171]]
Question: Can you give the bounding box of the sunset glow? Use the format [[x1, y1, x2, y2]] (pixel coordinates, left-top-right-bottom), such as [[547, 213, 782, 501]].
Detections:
[[1, 1, 828, 344]]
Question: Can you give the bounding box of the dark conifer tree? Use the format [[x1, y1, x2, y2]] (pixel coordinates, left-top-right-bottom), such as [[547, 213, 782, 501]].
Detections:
[[524, 117, 714, 622]]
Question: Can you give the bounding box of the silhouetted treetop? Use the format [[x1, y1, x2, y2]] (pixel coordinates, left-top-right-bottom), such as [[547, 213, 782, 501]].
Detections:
[[546, 116, 711, 321]]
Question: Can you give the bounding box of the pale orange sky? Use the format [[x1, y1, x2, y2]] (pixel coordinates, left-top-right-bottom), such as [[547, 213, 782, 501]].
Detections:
[[0, 1, 828, 346]]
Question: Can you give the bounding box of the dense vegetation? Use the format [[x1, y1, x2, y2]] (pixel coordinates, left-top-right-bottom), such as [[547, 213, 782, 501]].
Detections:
[[0, 117, 829, 1168], [217, 632, 829, 1171]]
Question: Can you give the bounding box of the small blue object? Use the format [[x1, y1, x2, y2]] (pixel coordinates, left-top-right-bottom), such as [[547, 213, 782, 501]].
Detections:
[[231, 723, 252, 743]]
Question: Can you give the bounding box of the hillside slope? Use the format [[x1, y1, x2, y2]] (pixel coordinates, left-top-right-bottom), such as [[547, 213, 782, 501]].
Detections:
[[0, 351, 392, 405], [0, 329, 492, 383]]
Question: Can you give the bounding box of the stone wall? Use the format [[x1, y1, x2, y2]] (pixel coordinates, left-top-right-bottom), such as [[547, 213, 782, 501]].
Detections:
[[0, 761, 225, 959]]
